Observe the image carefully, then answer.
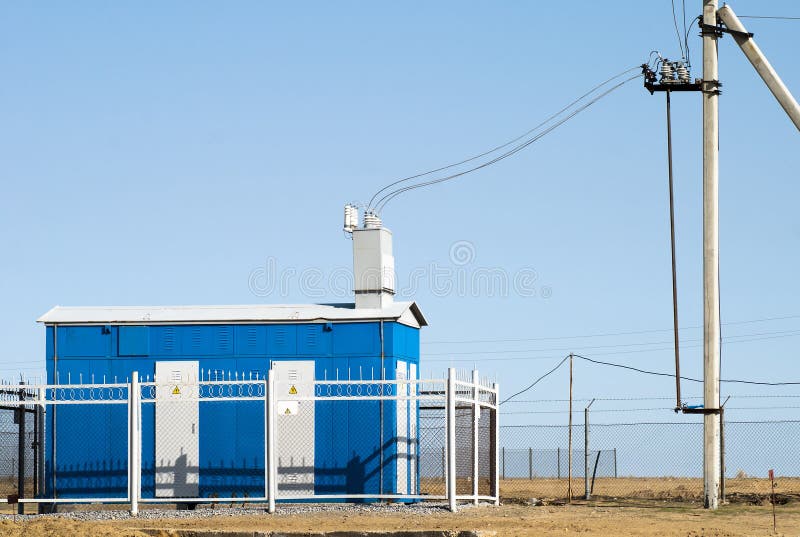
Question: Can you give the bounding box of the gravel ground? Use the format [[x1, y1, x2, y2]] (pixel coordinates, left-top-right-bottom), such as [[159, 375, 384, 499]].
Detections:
[[0, 501, 466, 523]]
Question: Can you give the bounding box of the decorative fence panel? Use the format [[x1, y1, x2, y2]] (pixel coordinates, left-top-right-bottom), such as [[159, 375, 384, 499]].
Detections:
[[0, 368, 498, 515]]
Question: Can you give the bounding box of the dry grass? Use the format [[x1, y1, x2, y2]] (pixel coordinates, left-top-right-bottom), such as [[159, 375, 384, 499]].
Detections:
[[499, 477, 800, 504]]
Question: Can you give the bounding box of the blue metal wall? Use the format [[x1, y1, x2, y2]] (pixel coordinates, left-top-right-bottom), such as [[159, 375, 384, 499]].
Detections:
[[43, 321, 420, 500]]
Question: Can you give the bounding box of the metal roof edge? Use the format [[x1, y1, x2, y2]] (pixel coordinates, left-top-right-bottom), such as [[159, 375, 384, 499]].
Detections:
[[36, 301, 428, 327]]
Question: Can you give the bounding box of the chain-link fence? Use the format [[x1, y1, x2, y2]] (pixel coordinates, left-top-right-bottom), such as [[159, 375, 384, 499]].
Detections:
[[499, 419, 800, 503], [0, 386, 40, 511]]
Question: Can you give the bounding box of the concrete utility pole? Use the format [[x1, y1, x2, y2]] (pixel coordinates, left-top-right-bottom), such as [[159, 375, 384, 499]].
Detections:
[[716, 5, 800, 131], [702, 0, 721, 510]]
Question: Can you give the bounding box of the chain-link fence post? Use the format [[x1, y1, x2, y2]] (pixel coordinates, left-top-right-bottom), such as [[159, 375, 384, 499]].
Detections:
[[267, 371, 276, 514], [584, 399, 595, 500], [446, 368, 457, 512], [720, 405, 726, 502]]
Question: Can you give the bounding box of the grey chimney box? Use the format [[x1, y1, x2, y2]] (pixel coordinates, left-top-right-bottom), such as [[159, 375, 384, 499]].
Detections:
[[353, 225, 395, 309]]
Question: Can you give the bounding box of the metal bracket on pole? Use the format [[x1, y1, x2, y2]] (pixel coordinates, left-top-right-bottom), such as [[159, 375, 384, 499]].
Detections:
[[682, 407, 722, 415], [700, 79, 723, 96], [699, 21, 753, 40]]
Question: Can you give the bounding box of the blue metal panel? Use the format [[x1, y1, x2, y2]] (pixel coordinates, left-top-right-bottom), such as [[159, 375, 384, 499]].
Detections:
[[152, 326, 181, 356], [267, 325, 297, 356], [118, 326, 150, 356], [298, 324, 331, 356], [180, 325, 234, 356], [332, 323, 379, 356], [387, 324, 420, 362], [58, 326, 111, 357], [234, 325, 267, 356]]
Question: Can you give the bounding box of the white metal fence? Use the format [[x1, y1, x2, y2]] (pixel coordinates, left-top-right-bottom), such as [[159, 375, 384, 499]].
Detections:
[[0, 368, 498, 515]]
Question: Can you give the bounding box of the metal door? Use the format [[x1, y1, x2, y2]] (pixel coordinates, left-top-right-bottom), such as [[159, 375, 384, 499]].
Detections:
[[155, 361, 199, 498], [272, 360, 315, 496]]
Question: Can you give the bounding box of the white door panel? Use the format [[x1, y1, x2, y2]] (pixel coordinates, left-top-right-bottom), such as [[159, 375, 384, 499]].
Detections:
[[155, 361, 199, 498], [272, 360, 315, 496]]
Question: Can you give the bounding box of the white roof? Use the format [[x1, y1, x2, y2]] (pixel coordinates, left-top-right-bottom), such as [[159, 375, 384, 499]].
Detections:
[[37, 301, 427, 329]]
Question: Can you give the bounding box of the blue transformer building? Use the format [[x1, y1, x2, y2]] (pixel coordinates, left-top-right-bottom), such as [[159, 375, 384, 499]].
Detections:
[[37, 222, 429, 502]]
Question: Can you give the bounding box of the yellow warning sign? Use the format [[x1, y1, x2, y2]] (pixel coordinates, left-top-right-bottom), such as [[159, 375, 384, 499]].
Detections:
[[172, 385, 181, 395], [285, 408, 292, 415], [289, 385, 297, 395]]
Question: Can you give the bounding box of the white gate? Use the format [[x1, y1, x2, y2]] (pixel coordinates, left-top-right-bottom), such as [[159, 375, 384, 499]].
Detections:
[[154, 361, 199, 498], [272, 360, 315, 496]]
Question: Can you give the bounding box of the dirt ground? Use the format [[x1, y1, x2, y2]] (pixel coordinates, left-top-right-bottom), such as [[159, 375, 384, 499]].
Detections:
[[0, 478, 798, 537], [0, 502, 799, 537]]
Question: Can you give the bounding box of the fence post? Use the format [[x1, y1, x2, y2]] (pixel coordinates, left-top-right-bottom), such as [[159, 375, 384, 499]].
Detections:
[[584, 408, 589, 500], [491, 382, 500, 505], [584, 399, 594, 500], [720, 405, 726, 502], [264, 373, 269, 508], [501, 447, 505, 480], [129, 372, 140, 517], [17, 385, 26, 514], [557, 447, 561, 479], [267, 371, 276, 514], [36, 386, 46, 510], [613, 448, 617, 478], [446, 368, 457, 512], [529, 447, 533, 480], [471, 370, 480, 505]]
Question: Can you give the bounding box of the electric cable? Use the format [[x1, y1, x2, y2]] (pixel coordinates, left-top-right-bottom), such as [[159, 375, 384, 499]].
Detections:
[[573, 354, 800, 386], [424, 328, 800, 356], [373, 74, 640, 212], [682, 0, 690, 66], [670, 0, 687, 60], [366, 66, 641, 211], [499, 354, 569, 405], [422, 313, 800, 345]]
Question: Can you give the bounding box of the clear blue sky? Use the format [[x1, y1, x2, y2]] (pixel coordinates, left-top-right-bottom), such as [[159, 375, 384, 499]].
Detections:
[[2, 1, 799, 426]]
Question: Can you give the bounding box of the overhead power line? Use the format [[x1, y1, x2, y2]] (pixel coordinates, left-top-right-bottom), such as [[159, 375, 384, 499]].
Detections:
[[422, 313, 800, 345], [503, 405, 800, 415], [501, 420, 800, 428], [670, 0, 686, 60], [499, 353, 800, 404], [504, 394, 800, 404], [367, 66, 642, 212], [573, 354, 800, 387], [426, 330, 800, 362], [424, 328, 800, 356], [498, 354, 569, 405]]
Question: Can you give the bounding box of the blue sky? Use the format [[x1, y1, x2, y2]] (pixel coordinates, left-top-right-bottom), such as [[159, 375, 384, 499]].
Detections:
[[2, 1, 799, 426]]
